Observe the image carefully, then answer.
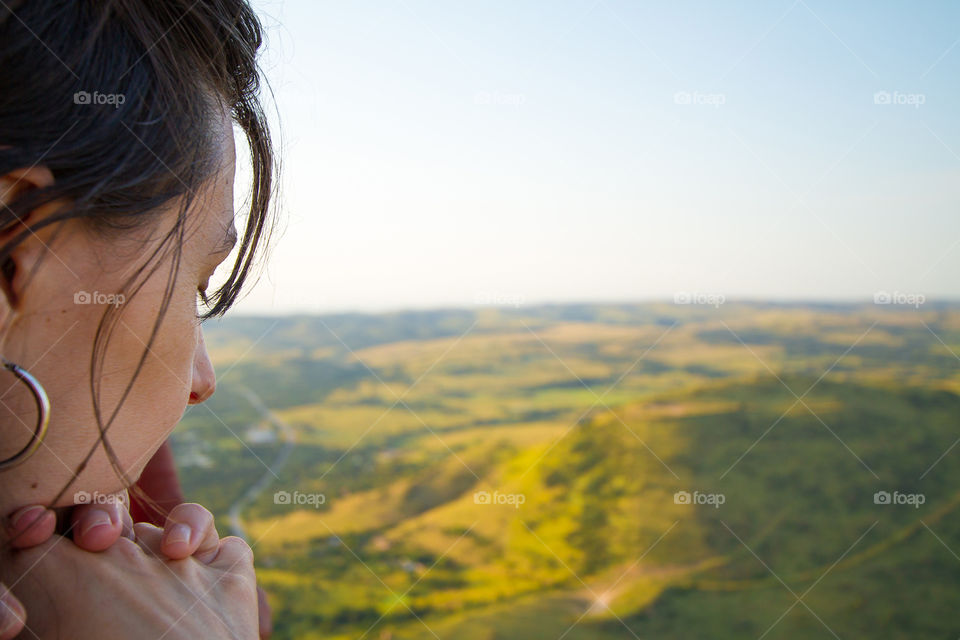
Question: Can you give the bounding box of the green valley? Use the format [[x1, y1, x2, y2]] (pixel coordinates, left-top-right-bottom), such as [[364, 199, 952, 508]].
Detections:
[[174, 303, 960, 639]]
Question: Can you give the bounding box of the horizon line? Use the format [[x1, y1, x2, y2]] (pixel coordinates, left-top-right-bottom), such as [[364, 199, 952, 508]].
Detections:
[[225, 295, 960, 318]]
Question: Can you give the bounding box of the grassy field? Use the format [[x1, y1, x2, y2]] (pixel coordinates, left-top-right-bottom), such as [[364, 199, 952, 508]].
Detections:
[[175, 302, 960, 639]]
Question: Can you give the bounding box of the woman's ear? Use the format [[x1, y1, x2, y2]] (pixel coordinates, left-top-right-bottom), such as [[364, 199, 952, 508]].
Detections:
[[0, 166, 55, 206], [0, 165, 57, 309]]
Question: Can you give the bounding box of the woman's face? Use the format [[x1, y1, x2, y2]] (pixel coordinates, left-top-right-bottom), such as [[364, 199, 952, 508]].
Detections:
[[0, 112, 237, 508]]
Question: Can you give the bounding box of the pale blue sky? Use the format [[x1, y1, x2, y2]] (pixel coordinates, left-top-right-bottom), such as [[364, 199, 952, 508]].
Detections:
[[232, 0, 960, 313]]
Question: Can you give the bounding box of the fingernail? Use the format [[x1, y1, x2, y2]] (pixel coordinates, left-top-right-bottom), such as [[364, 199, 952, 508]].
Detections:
[[8, 505, 45, 531], [0, 587, 26, 635], [80, 509, 113, 537], [166, 523, 192, 546]]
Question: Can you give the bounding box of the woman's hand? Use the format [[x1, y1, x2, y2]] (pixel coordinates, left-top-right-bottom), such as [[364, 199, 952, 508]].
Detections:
[[1, 497, 135, 639], [2, 498, 268, 639], [6, 495, 223, 558], [7, 526, 259, 639], [5, 495, 133, 552]]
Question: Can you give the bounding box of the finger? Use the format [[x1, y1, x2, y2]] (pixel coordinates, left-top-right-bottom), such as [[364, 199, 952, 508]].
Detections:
[[208, 536, 254, 573], [132, 522, 164, 557], [161, 503, 219, 563], [107, 488, 134, 541], [257, 585, 272, 640], [0, 585, 26, 640], [4, 505, 56, 549], [119, 498, 134, 542], [70, 496, 126, 552]]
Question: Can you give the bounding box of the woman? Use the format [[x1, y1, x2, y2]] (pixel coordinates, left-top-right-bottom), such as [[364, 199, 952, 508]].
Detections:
[[0, 0, 278, 637]]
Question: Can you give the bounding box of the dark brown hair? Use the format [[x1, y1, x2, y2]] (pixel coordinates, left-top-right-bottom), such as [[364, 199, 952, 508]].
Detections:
[[0, 0, 276, 525]]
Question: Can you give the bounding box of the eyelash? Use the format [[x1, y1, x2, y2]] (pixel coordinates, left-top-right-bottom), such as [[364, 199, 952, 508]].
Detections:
[[196, 254, 228, 319], [197, 280, 211, 313]]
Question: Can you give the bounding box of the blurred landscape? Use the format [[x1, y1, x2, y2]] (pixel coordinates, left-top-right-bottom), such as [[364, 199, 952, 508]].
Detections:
[[176, 302, 960, 639]]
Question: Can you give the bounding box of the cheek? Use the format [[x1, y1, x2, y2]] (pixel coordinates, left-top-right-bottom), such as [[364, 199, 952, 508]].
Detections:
[[10, 297, 198, 505], [4, 227, 208, 504], [92, 287, 199, 477]]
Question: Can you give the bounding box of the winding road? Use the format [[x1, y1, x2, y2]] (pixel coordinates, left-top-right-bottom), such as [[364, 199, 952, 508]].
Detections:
[[227, 386, 297, 541]]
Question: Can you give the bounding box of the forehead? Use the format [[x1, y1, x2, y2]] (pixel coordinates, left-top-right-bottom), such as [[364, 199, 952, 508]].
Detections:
[[201, 107, 237, 237]]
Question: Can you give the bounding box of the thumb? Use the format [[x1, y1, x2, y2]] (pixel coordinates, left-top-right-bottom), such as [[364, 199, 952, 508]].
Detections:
[[0, 584, 26, 640]]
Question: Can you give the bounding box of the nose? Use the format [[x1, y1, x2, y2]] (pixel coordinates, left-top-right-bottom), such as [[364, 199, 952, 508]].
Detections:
[[188, 328, 216, 404]]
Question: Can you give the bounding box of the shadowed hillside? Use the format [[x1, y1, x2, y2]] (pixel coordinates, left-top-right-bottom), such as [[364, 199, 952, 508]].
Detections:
[[175, 303, 960, 639]]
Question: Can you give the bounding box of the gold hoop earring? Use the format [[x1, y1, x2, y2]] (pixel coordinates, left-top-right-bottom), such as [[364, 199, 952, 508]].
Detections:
[[0, 358, 50, 470]]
